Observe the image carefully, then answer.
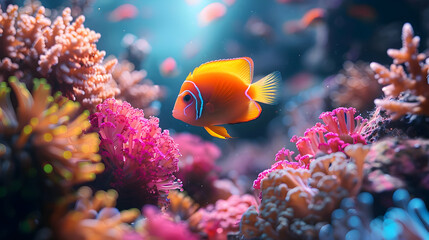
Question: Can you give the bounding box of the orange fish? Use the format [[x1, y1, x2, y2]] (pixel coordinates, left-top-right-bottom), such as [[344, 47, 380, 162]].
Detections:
[[172, 57, 281, 139]]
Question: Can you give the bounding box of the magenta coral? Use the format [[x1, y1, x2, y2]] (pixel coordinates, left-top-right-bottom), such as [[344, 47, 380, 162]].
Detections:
[[293, 107, 367, 162], [89, 98, 181, 208]]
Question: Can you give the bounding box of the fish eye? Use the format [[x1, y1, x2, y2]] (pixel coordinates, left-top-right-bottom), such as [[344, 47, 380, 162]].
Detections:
[[183, 94, 192, 102]]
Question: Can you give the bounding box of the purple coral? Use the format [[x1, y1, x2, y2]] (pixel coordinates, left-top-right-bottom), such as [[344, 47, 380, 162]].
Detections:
[[89, 98, 181, 208]]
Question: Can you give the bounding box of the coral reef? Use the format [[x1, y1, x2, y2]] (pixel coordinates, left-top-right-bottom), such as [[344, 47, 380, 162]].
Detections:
[[241, 144, 369, 240], [0, 77, 102, 238], [190, 194, 257, 240], [320, 189, 429, 240], [362, 138, 429, 199], [0, 5, 119, 110], [89, 98, 181, 209], [111, 58, 164, 116], [324, 61, 382, 114], [173, 133, 222, 205], [370, 23, 429, 120], [362, 23, 429, 142], [132, 205, 199, 240], [58, 186, 139, 240], [168, 190, 200, 222], [254, 107, 367, 190]]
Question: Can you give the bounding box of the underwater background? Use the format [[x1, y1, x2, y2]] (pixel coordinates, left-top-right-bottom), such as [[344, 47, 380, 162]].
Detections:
[[1, 0, 429, 239]]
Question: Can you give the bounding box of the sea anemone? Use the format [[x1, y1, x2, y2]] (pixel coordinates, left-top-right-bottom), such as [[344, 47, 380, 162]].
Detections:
[[320, 189, 429, 240]]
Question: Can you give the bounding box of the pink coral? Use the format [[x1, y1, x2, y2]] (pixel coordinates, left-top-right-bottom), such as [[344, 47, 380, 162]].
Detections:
[[173, 133, 222, 205], [173, 133, 220, 183], [132, 205, 199, 240], [241, 144, 369, 240], [254, 107, 367, 190], [190, 194, 257, 240], [89, 98, 181, 208]]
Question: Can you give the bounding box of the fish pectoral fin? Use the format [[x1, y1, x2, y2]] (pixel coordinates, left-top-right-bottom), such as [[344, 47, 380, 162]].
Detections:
[[232, 100, 262, 124], [204, 126, 232, 139]]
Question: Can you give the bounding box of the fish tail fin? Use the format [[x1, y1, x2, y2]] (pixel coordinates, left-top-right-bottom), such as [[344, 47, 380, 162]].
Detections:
[[250, 71, 281, 104], [204, 126, 232, 139]]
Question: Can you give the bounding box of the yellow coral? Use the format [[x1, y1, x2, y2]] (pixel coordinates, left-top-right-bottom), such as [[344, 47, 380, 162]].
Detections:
[[0, 77, 103, 185]]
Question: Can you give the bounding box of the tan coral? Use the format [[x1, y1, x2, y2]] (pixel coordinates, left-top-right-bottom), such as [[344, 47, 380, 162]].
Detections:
[[0, 5, 119, 110], [240, 144, 369, 240], [328, 61, 382, 111], [111, 59, 164, 116], [168, 190, 200, 222], [371, 23, 429, 119], [57, 186, 140, 240]]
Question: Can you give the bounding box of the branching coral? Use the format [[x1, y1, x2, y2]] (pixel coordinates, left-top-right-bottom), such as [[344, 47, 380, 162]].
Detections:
[[57, 186, 140, 240], [370, 23, 429, 119], [0, 5, 119, 110], [190, 194, 257, 240], [89, 98, 181, 209], [254, 107, 367, 190], [320, 189, 429, 240], [241, 144, 369, 240], [0, 77, 103, 238], [111, 59, 164, 116]]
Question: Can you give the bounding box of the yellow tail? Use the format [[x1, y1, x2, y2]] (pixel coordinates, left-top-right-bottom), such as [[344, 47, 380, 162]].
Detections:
[[250, 71, 281, 104]]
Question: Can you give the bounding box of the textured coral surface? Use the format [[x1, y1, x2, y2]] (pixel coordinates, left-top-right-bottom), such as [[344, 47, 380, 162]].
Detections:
[[0, 5, 119, 110]]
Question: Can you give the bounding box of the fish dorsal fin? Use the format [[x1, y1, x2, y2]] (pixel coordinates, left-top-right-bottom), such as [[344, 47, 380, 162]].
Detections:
[[204, 125, 232, 139], [192, 57, 254, 85]]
